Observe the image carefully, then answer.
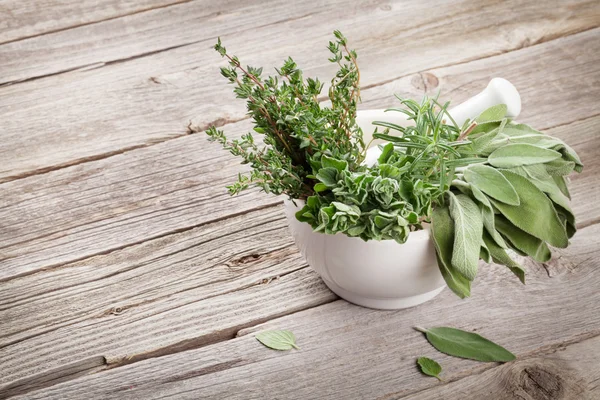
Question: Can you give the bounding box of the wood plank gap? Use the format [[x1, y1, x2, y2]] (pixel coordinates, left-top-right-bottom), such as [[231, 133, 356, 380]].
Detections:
[[0, 201, 281, 284], [0, 115, 244, 185], [362, 25, 600, 92], [0, 0, 196, 47], [0, 10, 318, 88], [0, 356, 107, 400]]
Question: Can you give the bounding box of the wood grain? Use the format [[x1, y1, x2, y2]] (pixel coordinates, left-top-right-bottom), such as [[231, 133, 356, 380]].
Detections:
[[11, 223, 600, 399], [0, 0, 190, 44], [1, 1, 599, 181], [3, 0, 598, 84], [403, 335, 600, 399], [1, 30, 598, 282], [0, 206, 337, 396]]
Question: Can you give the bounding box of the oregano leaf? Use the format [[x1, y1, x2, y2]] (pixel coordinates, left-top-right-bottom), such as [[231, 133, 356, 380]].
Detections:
[[416, 326, 516, 362], [255, 330, 299, 351], [417, 357, 442, 380]]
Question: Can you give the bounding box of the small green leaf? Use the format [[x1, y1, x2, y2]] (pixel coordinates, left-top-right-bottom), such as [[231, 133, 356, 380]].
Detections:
[[488, 144, 562, 168], [417, 357, 442, 380], [321, 155, 348, 172], [416, 326, 516, 362], [476, 104, 507, 123], [448, 193, 483, 281], [255, 330, 299, 351], [463, 164, 520, 205], [314, 183, 327, 192]]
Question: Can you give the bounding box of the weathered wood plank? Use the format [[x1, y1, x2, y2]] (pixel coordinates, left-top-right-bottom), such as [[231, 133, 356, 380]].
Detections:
[[0, 0, 189, 44], [0, 206, 337, 396], [1, 1, 598, 181], [11, 223, 600, 400], [3, 0, 598, 84], [1, 30, 598, 281], [402, 335, 600, 399]]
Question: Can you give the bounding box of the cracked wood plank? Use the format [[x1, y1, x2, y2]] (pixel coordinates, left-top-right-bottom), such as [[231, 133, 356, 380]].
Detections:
[[11, 223, 600, 399], [1, 30, 598, 281], [0, 205, 337, 397], [0, 0, 191, 44], [1, 1, 599, 181], [401, 335, 600, 399]]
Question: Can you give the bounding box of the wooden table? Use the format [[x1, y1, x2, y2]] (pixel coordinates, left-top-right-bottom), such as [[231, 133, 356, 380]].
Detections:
[[1, 1, 599, 398]]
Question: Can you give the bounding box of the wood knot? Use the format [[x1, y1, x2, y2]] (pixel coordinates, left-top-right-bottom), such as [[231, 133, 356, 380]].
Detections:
[[411, 72, 439, 93], [503, 359, 586, 400]]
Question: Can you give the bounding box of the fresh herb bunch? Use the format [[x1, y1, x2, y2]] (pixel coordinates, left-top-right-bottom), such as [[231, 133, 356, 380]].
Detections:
[[206, 32, 583, 298], [207, 30, 363, 200]]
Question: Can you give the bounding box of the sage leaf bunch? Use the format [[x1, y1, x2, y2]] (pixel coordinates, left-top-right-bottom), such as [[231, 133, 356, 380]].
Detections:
[[207, 31, 583, 297], [255, 330, 299, 351]]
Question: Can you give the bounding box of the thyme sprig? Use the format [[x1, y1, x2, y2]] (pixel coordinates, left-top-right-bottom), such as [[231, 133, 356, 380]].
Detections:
[[207, 31, 363, 199]]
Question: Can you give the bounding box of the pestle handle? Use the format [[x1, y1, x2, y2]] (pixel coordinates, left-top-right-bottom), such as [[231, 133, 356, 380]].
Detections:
[[448, 78, 521, 127]]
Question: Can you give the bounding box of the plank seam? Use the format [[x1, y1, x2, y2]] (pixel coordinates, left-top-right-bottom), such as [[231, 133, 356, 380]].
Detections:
[[0, 0, 196, 47], [0, 201, 282, 283]]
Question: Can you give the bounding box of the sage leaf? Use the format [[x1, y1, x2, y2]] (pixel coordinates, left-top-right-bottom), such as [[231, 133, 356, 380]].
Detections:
[[431, 206, 471, 298], [255, 330, 299, 351], [464, 164, 519, 205], [416, 326, 516, 362], [492, 171, 568, 248], [448, 193, 483, 281], [488, 144, 562, 168], [417, 357, 442, 380], [483, 231, 526, 283], [495, 216, 551, 263], [476, 104, 507, 123]]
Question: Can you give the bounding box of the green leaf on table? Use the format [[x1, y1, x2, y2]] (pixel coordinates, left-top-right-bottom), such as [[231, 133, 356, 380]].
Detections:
[[488, 144, 562, 168], [416, 326, 516, 362], [448, 193, 483, 281], [255, 330, 299, 351], [491, 171, 568, 248], [431, 206, 471, 298], [476, 104, 507, 123], [417, 357, 442, 380], [464, 164, 519, 205]]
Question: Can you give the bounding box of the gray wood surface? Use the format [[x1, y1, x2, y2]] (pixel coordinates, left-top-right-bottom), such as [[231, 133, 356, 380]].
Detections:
[[1, 0, 598, 181], [1, 0, 599, 398], [11, 223, 600, 399]]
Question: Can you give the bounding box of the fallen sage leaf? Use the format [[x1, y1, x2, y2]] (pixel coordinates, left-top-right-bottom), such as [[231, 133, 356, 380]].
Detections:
[[416, 326, 516, 362]]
